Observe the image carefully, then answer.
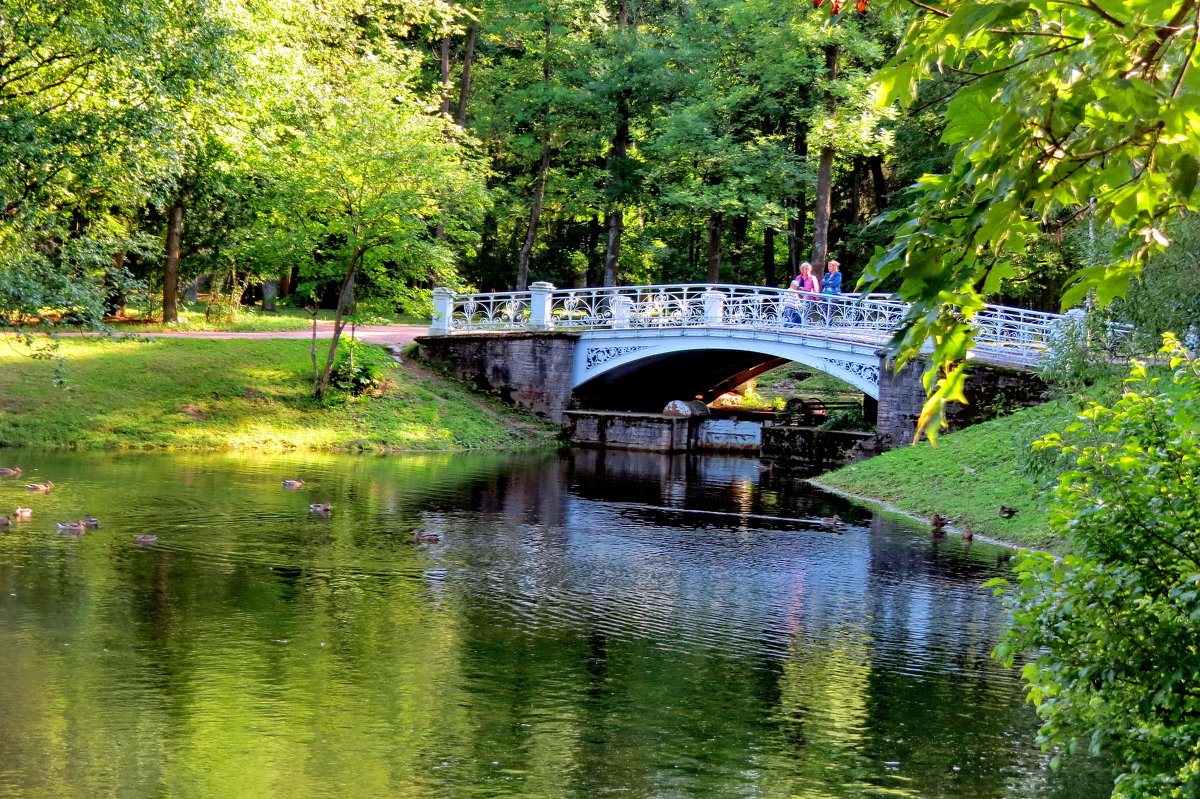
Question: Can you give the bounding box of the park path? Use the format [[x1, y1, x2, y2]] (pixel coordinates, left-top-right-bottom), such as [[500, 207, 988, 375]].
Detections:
[[68, 323, 429, 347]]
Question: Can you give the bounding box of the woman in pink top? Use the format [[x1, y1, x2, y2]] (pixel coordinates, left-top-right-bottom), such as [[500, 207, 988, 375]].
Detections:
[[785, 263, 820, 325]]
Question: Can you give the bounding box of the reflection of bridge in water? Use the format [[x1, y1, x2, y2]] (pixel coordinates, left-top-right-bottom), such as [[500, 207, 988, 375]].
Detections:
[[421, 282, 1083, 444]]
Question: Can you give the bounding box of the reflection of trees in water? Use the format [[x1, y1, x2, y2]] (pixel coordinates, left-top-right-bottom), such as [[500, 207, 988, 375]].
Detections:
[[0, 448, 1106, 798]]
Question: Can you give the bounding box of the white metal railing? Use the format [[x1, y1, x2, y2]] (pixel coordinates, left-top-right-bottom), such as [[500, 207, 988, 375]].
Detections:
[[429, 282, 1128, 369]]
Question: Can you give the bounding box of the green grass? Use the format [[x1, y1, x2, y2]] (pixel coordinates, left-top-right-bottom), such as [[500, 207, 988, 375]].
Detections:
[[743, 365, 861, 409], [814, 400, 1079, 550], [0, 338, 556, 452], [812, 367, 1147, 552]]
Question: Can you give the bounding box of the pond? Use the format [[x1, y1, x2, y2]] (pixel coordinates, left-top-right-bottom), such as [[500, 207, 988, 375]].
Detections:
[[0, 449, 1108, 798]]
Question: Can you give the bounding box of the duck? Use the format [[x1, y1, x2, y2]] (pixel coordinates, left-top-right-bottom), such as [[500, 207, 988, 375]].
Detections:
[[25, 481, 53, 493], [282, 479, 305, 488], [56, 521, 86, 531], [930, 513, 950, 529], [0, 516, 8, 526], [14, 507, 32, 518], [0, 467, 21, 476], [413, 531, 441, 544], [134, 534, 158, 546], [308, 503, 332, 513], [820, 514, 841, 528], [82, 515, 100, 528], [997, 505, 1019, 519], [962, 525, 975, 542]]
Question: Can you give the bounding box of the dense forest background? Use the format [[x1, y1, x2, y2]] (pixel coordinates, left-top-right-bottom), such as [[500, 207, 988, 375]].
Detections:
[[1, 0, 1196, 336]]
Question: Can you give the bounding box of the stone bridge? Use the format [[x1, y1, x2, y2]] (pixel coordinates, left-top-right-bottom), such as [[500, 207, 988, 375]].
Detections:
[[418, 282, 1076, 446]]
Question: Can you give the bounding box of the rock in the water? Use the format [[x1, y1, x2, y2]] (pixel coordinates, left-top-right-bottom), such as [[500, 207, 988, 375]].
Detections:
[[663, 400, 710, 418]]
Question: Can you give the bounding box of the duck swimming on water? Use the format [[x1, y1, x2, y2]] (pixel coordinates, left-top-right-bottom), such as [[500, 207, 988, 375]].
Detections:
[[14, 507, 32, 518], [25, 481, 53, 493], [0, 467, 21, 476]]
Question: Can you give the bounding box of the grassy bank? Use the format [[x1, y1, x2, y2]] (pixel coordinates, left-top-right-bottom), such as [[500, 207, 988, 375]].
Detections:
[[0, 338, 557, 451], [814, 399, 1083, 551]]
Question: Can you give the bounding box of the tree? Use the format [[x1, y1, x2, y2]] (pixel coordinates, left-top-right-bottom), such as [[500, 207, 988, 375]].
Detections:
[[257, 70, 487, 398], [989, 337, 1200, 798], [868, 0, 1200, 437], [0, 0, 235, 333]]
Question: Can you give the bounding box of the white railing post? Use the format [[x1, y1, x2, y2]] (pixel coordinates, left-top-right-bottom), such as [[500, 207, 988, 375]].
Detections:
[[702, 289, 726, 325], [611, 294, 632, 328], [430, 287, 454, 335], [529, 281, 555, 331]]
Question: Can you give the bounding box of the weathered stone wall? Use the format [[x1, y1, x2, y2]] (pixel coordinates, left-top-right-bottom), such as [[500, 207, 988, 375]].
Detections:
[[876, 357, 927, 448], [566, 411, 696, 452], [760, 426, 875, 465], [876, 356, 1047, 447], [416, 332, 580, 422]]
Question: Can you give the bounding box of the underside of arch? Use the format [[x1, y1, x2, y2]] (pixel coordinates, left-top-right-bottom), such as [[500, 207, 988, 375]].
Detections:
[[574, 337, 881, 411], [574, 350, 791, 411]]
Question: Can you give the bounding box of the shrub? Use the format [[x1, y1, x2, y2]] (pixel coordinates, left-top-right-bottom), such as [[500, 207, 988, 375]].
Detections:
[[330, 339, 396, 395], [990, 335, 1200, 798]]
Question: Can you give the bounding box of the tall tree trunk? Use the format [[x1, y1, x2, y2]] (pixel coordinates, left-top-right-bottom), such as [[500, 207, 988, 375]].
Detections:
[[602, 0, 632, 287], [764, 227, 777, 287], [517, 137, 552, 291], [810, 44, 838, 269], [314, 253, 360, 399], [162, 196, 184, 324], [105, 251, 126, 318], [439, 35, 452, 115], [868, 154, 887, 214], [705, 211, 723, 283], [730, 214, 748, 271], [788, 131, 808, 274], [603, 209, 623, 287], [279, 267, 292, 299], [455, 19, 480, 125], [516, 17, 554, 291]]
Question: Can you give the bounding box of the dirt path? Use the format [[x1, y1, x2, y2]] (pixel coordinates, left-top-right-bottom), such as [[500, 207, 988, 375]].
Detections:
[[62, 323, 429, 347]]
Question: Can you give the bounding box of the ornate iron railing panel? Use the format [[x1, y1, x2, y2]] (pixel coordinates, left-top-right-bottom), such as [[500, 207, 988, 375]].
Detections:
[[430, 283, 1123, 370]]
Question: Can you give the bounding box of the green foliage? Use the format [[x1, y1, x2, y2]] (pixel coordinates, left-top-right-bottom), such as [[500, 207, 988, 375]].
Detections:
[[868, 0, 1200, 438], [330, 339, 397, 396], [1040, 305, 1127, 398], [1119, 212, 1200, 352], [990, 338, 1200, 798]]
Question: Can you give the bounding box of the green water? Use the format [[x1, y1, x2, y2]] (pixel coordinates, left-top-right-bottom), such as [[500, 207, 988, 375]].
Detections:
[[0, 449, 1107, 798]]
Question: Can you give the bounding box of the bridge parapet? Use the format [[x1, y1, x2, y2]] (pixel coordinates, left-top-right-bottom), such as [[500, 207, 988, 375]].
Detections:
[[431, 283, 1114, 370]]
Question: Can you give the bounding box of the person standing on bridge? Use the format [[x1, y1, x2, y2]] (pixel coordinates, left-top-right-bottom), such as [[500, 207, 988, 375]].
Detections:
[[820, 260, 842, 324], [785, 263, 821, 325]]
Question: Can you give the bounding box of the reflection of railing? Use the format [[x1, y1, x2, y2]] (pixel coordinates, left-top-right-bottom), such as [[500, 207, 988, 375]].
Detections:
[[429, 282, 1126, 369]]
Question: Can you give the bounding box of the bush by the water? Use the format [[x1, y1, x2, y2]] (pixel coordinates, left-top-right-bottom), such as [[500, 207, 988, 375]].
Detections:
[[990, 336, 1200, 798]]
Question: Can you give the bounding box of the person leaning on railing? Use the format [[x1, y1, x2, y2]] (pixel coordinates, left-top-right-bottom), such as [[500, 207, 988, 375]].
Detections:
[[820, 260, 842, 324], [784, 263, 820, 325]]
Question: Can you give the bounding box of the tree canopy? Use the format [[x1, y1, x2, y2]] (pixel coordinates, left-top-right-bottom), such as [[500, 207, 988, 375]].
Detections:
[[869, 0, 1200, 435]]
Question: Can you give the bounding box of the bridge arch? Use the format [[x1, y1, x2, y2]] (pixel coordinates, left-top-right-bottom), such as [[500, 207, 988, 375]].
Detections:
[[573, 328, 882, 411]]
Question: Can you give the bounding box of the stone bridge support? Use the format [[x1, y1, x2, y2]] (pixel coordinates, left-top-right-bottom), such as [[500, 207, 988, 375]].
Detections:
[[876, 357, 1047, 446], [417, 332, 581, 423]]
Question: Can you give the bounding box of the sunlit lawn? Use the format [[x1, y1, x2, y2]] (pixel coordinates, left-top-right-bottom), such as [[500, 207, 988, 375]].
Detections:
[[0, 338, 554, 452]]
